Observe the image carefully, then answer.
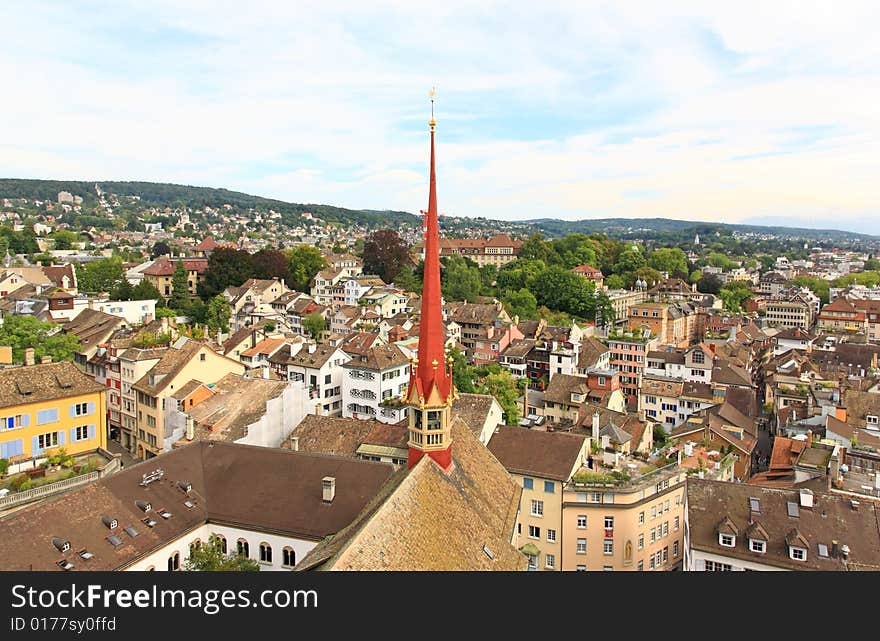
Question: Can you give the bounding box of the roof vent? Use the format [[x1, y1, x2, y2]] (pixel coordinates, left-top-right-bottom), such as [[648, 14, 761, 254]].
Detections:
[[78, 549, 94, 560], [483, 545, 495, 560], [141, 517, 157, 528], [140, 468, 165, 486], [101, 516, 118, 530], [158, 508, 172, 519], [52, 538, 70, 553], [840, 544, 850, 559], [57, 560, 74, 571], [850, 499, 860, 511], [178, 480, 192, 493], [106, 534, 123, 547], [135, 500, 151, 512]]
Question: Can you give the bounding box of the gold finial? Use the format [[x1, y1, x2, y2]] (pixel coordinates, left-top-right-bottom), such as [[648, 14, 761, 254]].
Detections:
[[429, 86, 436, 130]]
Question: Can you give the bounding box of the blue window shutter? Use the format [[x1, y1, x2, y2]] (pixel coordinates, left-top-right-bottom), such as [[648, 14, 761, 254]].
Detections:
[[69, 405, 76, 418], [12, 440, 23, 457], [32, 436, 41, 456], [58, 431, 65, 446], [545, 481, 555, 494], [6, 417, 12, 429], [50, 408, 59, 423], [70, 428, 77, 443], [88, 402, 95, 415], [0, 442, 7, 459], [21, 414, 30, 427], [88, 424, 95, 440]]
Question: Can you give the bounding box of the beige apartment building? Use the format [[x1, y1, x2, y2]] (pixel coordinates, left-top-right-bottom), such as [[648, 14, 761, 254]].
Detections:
[[561, 462, 687, 571], [117, 347, 166, 455], [132, 338, 245, 459], [487, 427, 588, 571]]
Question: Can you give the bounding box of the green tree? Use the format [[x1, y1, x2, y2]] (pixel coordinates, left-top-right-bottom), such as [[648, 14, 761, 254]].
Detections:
[[362, 229, 411, 283], [112, 278, 134, 301], [502, 288, 538, 321], [168, 262, 190, 310], [614, 248, 646, 275], [531, 266, 596, 318], [447, 346, 476, 393], [719, 281, 754, 312], [205, 294, 231, 333], [51, 230, 79, 250], [304, 313, 326, 340], [394, 265, 422, 294], [604, 274, 626, 290], [184, 535, 260, 572], [518, 233, 552, 263], [475, 370, 522, 425], [151, 241, 171, 258], [131, 279, 164, 304], [647, 248, 688, 277], [76, 257, 125, 294], [790, 276, 830, 305], [287, 245, 327, 291], [0, 315, 82, 364], [441, 255, 482, 302]]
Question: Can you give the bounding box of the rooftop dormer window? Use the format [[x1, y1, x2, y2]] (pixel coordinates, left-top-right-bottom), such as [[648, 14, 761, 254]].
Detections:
[[790, 546, 806, 561], [749, 539, 766, 554], [719, 533, 735, 547]]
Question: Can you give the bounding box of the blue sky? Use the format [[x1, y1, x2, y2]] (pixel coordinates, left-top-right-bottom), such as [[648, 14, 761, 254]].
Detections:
[[1, 1, 878, 233]]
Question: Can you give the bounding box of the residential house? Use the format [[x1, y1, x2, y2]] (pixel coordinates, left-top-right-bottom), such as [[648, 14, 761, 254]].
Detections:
[[487, 426, 588, 571], [684, 479, 880, 570], [268, 343, 350, 416], [341, 344, 411, 424], [142, 256, 208, 298]]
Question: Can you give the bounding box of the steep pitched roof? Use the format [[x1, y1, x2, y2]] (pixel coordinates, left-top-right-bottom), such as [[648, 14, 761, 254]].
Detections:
[[295, 417, 526, 571], [0, 361, 106, 410], [487, 426, 586, 481]]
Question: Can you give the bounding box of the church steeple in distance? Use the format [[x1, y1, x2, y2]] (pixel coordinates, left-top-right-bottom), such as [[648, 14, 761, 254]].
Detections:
[[405, 88, 457, 470]]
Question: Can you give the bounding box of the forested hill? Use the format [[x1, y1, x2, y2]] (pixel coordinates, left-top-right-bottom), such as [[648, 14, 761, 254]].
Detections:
[[527, 217, 878, 242], [0, 179, 420, 228]]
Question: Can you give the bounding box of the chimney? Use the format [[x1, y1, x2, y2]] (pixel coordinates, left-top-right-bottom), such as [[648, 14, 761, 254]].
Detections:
[[831, 540, 839, 558], [290, 436, 299, 452], [40, 355, 52, 364], [24, 348, 34, 366], [308, 343, 317, 354], [592, 411, 600, 442], [186, 416, 194, 441], [841, 544, 850, 559], [806, 430, 813, 444], [322, 476, 336, 503]]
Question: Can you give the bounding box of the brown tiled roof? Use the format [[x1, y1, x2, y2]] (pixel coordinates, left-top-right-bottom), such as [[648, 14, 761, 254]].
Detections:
[[192, 236, 219, 251], [342, 344, 408, 371], [42, 265, 76, 289], [446, 302, 505, 325], [825, 414, 880, 450], [577, 336, 608, 370], [131, 339, 209, 396], [0, 441, 396, 570], [543, 373, 590, 406], [273, 344, 342, 369], [285, 415, 378, 457], [640, 376, 684, 397], [142, 257, 208, 276], [842, 390, 880, 426], [170, 379, 208, 401], [724, 386, 758, 419], [222, 321, 269, 355], [62, 308, 127, 349], [687, 478, 880, 570], [712, 362, 752, 387], [488, 426, 586, 481], [240, 337, 287, 359], [296, 417, 526, 571], [0, 361, 105, 410], [681, 381, 714, 401], [516, 320, 541, 339], [362, 422, 408, 449], [501, 339, 535, 360], [452, 393, 500, 437], [339, 331, 385, 356], [648, 349, 686, 365]]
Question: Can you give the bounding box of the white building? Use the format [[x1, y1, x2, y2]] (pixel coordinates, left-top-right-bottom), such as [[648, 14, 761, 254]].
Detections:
[[268, 343, 350, 416], [342, 345, 410, 424]]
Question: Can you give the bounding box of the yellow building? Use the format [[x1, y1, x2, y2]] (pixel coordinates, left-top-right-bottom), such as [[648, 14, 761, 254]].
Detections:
[[488, 427, 588, 571], [0, 361, 107, 464], [131, 338, 245, 459], [561, 460, 686, 571]]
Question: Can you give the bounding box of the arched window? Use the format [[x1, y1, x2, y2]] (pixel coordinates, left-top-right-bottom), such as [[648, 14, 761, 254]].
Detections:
[[146, 566, 155, 571], [168, 552, 180, 571], [214, 534, 227, 554], [282, 547, 296, 568], [237, 538, 249, 558], [189, 539, 202, 556], [259, 542, 272, 563], [624, 540, 633, 565]]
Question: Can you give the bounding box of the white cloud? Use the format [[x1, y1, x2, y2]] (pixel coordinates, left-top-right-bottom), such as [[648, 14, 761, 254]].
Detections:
[[0, 2, 878, 232]]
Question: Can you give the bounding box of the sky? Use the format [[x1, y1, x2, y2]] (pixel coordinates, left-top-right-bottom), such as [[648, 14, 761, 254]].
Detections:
[[1, 1, 879, 234]]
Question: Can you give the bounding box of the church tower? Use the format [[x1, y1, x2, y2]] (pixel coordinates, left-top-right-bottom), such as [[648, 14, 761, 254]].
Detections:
[[405, 89, 457, 470]]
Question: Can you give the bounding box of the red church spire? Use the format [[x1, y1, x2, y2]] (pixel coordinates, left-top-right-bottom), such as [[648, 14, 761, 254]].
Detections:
[[406, 89, 455, 470]]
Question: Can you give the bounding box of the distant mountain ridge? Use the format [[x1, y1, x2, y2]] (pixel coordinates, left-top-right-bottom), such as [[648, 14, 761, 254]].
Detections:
[[1, 178, 875, 241]]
